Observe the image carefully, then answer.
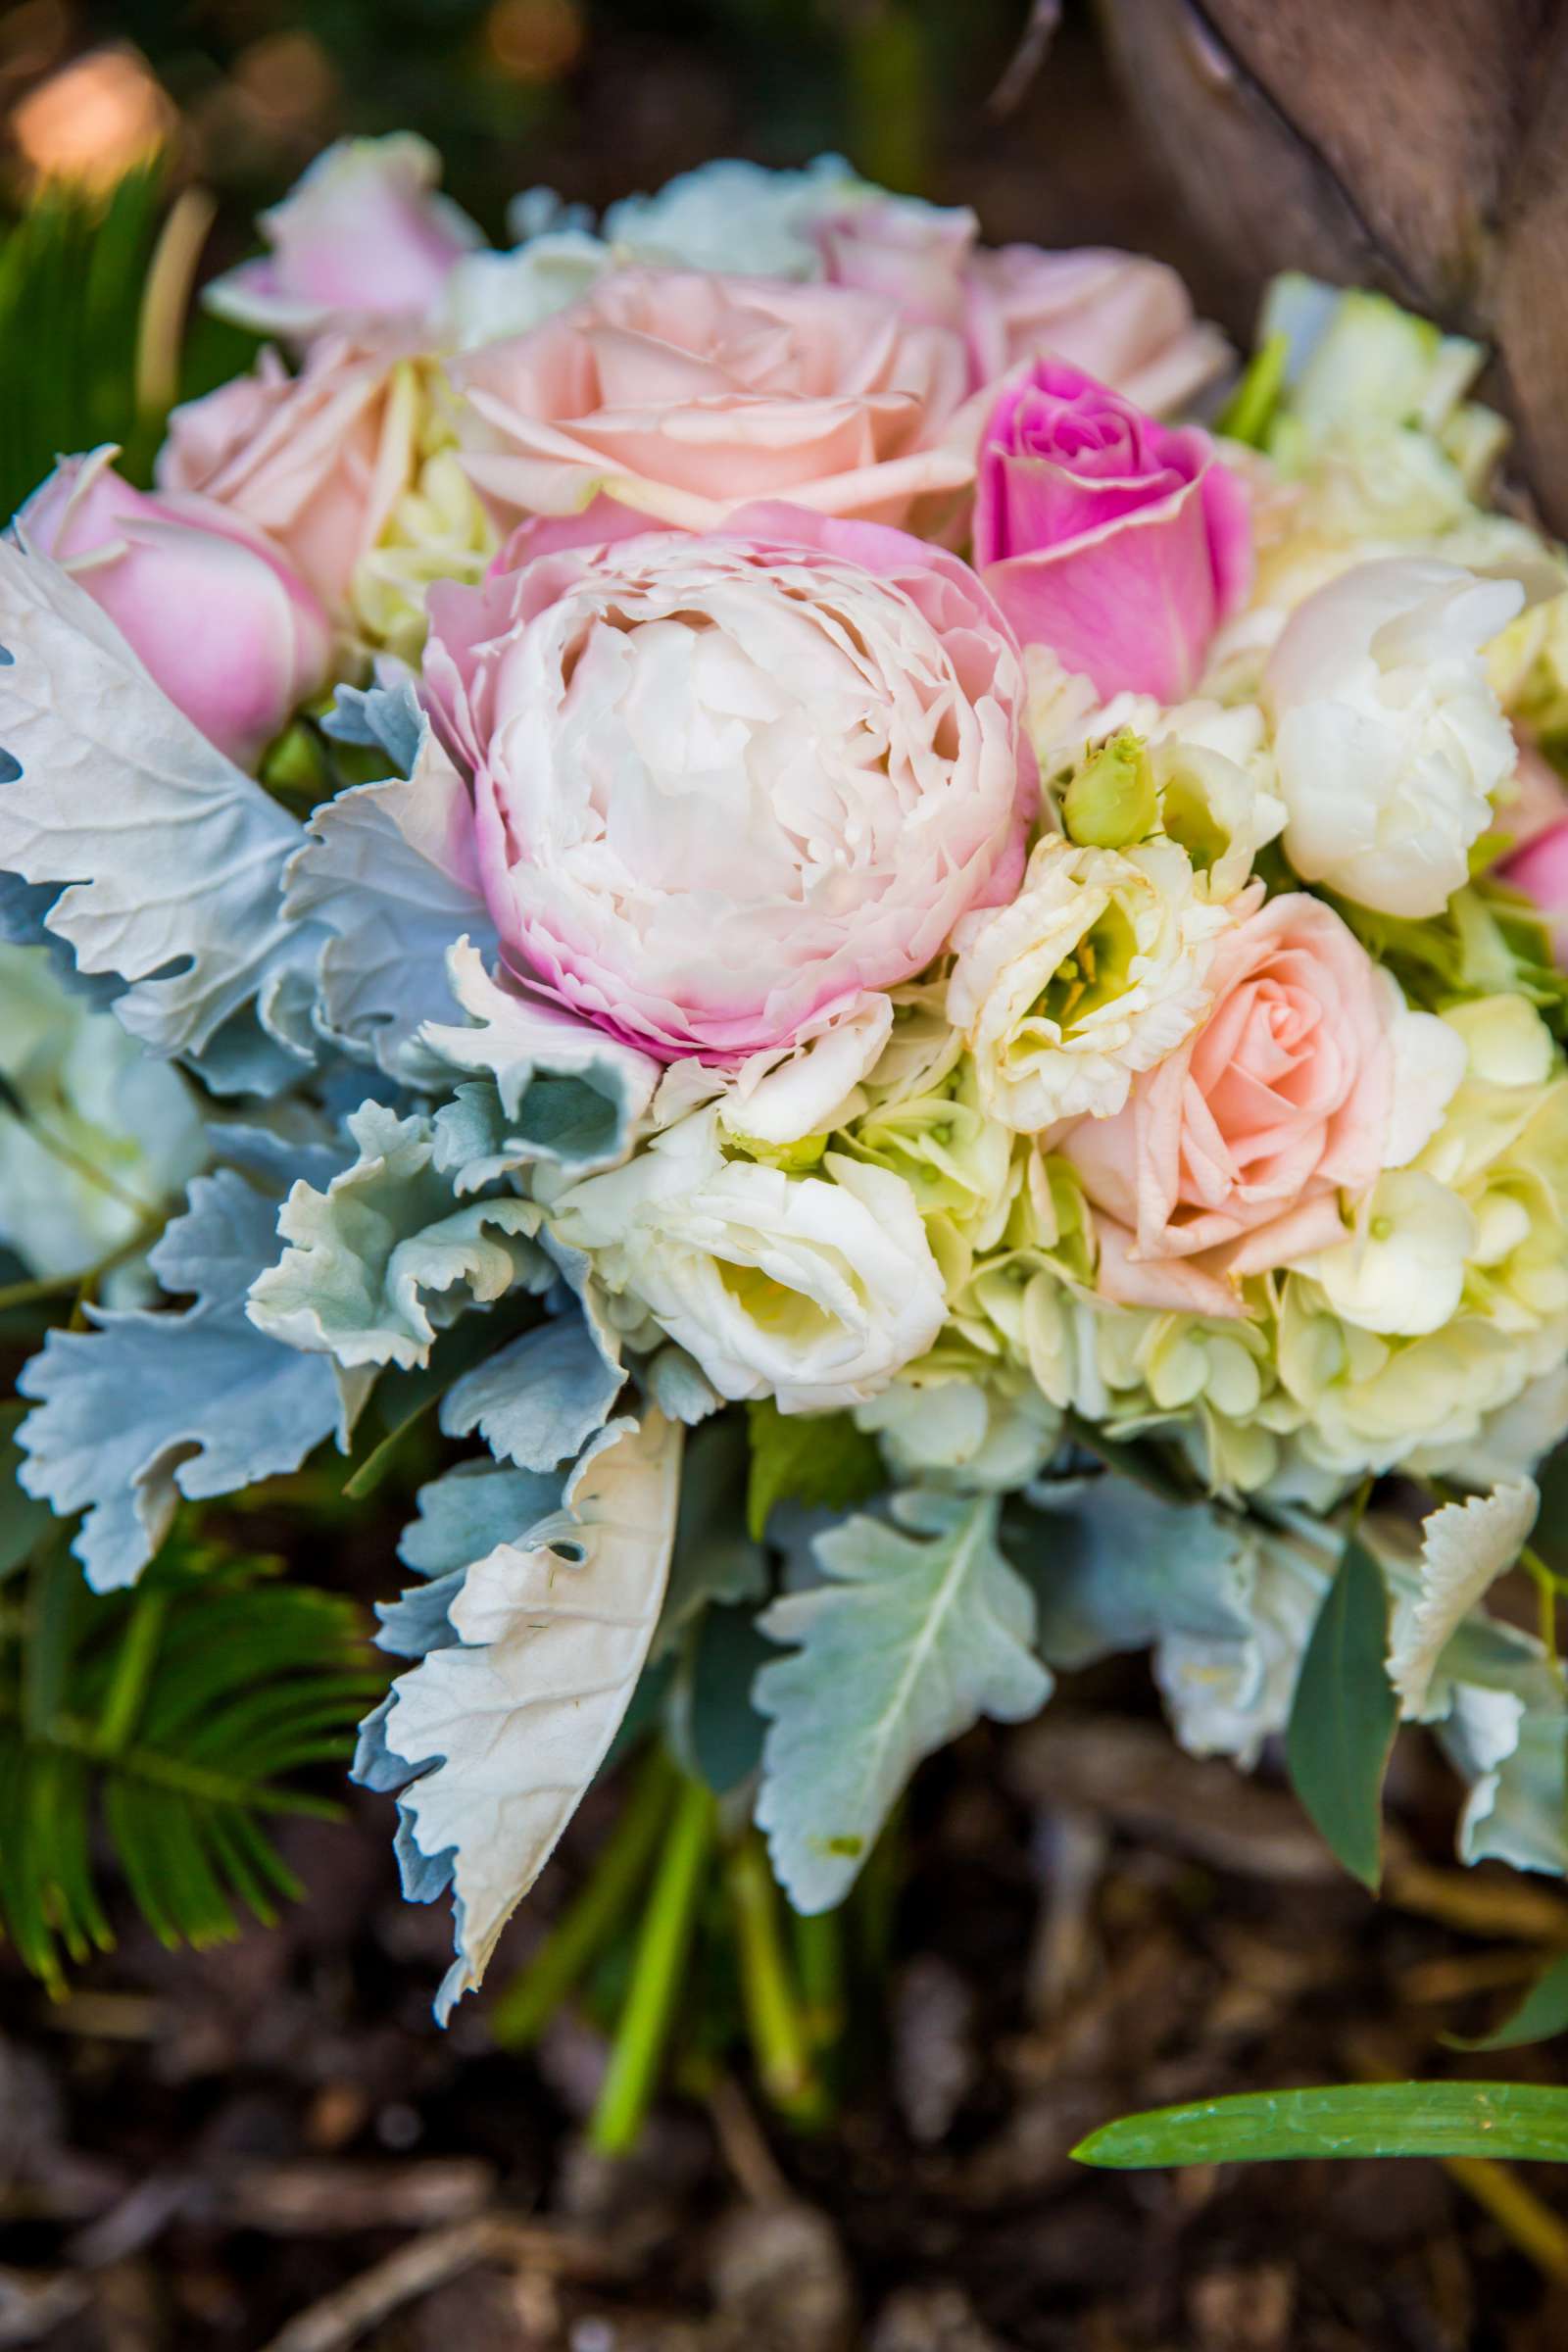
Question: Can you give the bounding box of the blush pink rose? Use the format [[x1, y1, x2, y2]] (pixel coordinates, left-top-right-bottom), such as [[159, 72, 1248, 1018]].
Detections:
[[421, 500, 1034, 1061], [157, 336, 411, 614], [1062, 894, 1407, 1315], [452, 268, 981, 536], [19, 446, 331, 769], [204, 133, 483, 344], [1502, 816, 1568, 964], [816, 198, 1226, 413], [973, 361, 1252, 702]]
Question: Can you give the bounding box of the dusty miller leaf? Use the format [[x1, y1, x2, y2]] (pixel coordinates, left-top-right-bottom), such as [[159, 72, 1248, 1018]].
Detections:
[[0, 542, 321, 1092], [360, 1411, 684, 2019], [754, 1490, 1051, 1911]]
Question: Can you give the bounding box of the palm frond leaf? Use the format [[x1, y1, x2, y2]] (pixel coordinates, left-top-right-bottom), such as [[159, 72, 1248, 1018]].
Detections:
[[0, 1527, 382, 1990]]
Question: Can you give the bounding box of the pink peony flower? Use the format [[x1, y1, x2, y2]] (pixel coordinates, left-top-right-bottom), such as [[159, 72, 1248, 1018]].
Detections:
[[203, 133, 483, 344], [421, 501, 1035, 1061], [451, 268, 981, 536], [19, 446, 331, 769], [973, 361, 1252, 702], [1501, 816, 1568, 965], [1062, 893, 1456, 1315], [817, 198, 1227, 413], [157, 336, 413, 615]]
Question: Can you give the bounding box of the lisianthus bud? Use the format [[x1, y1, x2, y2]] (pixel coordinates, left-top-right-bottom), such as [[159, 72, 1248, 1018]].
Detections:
[[1062, 729, 1157, 849]]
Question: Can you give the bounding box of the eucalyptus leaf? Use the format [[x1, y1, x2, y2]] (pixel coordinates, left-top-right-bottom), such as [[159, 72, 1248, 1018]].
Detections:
[[1445, 1951, 1568, 2052], [1285, 1533, 1397, 1892]]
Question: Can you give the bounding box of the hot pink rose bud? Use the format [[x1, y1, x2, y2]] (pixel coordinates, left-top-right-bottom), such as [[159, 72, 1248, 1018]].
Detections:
[[203, 133, 484, 344], [973, 361, 1252, 703], [20, 447, 333, 770], [1501, 816, 1568, 965]]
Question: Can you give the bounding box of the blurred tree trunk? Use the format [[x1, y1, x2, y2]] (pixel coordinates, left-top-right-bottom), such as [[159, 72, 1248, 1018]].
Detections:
[[1094, 0, 1568, 527]]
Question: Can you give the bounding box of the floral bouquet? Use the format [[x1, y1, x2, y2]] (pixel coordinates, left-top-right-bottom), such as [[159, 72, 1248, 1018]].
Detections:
[[7, 137, 1568, 2148]]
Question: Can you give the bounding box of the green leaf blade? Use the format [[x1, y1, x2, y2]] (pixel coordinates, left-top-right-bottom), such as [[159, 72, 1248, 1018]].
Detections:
[[1446, 1951, 1568, 2053], [745, 1399, 884, 1542], [1074, 2082, 1568, 2169], [1286, 1533, 1397, 1892]]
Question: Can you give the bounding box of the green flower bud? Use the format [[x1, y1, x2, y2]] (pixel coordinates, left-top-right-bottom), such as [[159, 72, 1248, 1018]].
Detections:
[[1062, 729, 1157, 850]]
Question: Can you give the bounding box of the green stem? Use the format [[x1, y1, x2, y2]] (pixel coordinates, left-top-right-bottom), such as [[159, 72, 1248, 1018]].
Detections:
[[792, 1904, 846, 2052], [0, 1219, 163, 1315], [589, 1771, 716, 2156], [1521, 1545, 1565, 1682], [490, 1745, 676, 2050], [1215, 329, 1290, 448], [727, 1829, 827, 2129]]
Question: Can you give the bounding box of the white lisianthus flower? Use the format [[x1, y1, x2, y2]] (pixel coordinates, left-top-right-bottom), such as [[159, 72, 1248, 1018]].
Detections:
[[947, 835, 1236, 1130], [1262, 557, 1525, 918], [547, 1112, 945, 1413]]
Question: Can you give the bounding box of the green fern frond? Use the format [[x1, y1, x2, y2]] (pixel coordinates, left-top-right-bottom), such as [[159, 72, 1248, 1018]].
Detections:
[[0, 1523, 383, 1992]]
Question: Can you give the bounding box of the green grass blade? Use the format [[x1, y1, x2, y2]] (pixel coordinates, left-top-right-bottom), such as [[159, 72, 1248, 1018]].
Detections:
[[1074, 2082, 1568, 2169]]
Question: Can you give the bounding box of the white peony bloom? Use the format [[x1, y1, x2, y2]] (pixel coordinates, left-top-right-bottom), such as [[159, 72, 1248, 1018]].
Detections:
[[0, 945, 206, 1295], [601, 155, 866, 280], [548, 1111, 945, 1413], [947, 835, 1235, 1130], [1262, 557, 1525, 917]]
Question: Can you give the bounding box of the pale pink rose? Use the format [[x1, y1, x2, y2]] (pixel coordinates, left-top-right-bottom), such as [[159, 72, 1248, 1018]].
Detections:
[[19, 446, 331, 769], [973, 361, 1252, 702], [157, 336, 410, 614], [204, 133, 483, 344], [815, 197, 977, 333], [421, 501, 1034, 1060], [964, 245, 1227, 414], [1501, 817, 1568, 964], [816, 200, 1226, 414], [452, 268, 980, 536], [1063, 894, 1425, 1315]]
